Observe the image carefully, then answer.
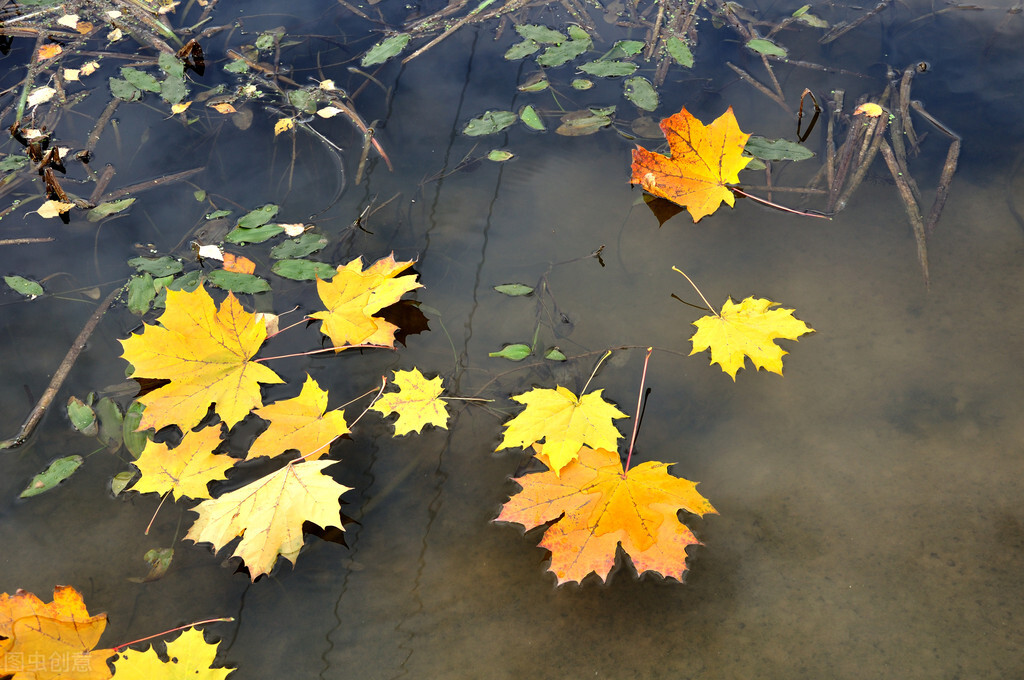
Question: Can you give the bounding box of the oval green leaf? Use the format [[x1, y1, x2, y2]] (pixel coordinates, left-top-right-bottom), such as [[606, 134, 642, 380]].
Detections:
[[88, 198, 136, 222], [494, 283, 534, 296], [123, 401, 150, 458], [744, 135, 815, 161], [505, 40, 541, 61], [271, 259, 339, 281], [746, 38, 787, 58], [225, 223, 284, 244], [362, 33, 411, 66], [486, 150, 514, 162], [544, 347, 567, 361], [519, 105, 545, 131], [95, 397, 123, 450], [120, 67, 161, 93], [20, 456, 83, 498], [463, 110, 518, 136], [514, 24, 566, 44], [666, 36, 694, 68], [67, 396, 98, 436], [624, 76, 658, 111], [4, 275, 43, 298], [236, 204, 279, 228], [270, 233, 328, 259], [578, 60, 638, 77], [571, 78, 593, 90], [207, 270, 271, 293], [489, 344, 532, 361], [127, 256, 183, 277]]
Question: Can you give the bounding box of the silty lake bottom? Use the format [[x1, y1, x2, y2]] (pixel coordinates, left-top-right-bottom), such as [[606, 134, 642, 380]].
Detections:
[[1, 1, 1024, 678]]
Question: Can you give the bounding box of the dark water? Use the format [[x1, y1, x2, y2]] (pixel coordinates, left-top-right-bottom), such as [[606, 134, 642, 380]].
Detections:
[[2, 1, 1024, 678]]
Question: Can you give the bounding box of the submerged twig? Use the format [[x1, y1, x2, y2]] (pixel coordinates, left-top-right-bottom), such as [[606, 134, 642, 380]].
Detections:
[[880, 141, 929, 285]]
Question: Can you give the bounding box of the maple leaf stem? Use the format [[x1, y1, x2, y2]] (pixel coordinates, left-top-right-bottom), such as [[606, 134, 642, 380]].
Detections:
[[348, 376, 388, 429], [623, 347, 653, 477], [145, 491, 171, 535], [729, 187, 831, 219], [112, 617, 236, 652], [582, 350, 613, 394], [268, 314, 307, 339], [255, 343, 393, 362], [672, 266, 719, 318]]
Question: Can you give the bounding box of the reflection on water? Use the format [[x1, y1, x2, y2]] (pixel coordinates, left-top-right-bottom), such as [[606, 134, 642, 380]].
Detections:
[[2, 1, 1024, 678]]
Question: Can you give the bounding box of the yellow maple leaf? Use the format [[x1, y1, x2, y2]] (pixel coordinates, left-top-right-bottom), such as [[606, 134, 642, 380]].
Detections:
[[690, 296, 814, 379], [131, 425, 235, 500], [273, 117, 294, 135], [0, 585, 114, 680], [112, 627, 233, 680], [120, 285, 284, 432], [247, 374, 349, 460], [185, 460, 350, 580], [496, 386, 627, 475], [496, 445, 716, 585], [630, 106, 752, 222], [308, 254, 422, 351], [371, 368, 449, 436]]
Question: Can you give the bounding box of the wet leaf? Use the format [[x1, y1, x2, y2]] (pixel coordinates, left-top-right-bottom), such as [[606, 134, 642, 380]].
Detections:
[[20, 455, 84, 498], [5, 275, 43, 298], [68, 396, 98, 435], [690, 296, 814, 379], [515, 24, 566, 44], [132, 425, 234, 500], [489, 344, 531, 361], [630, 106, 751, 222], [371, 368, 450, 436], [185, 460, 350, 580], [121, 67, 161, 92], [128, 274, 158, 315], [519, 104, 545, 131], [464, 110, 518, 136], [111, 470, 134, 496], [161, 76, 187, 105], [237, 204, 279, 228], [95, 397, 124, 449], [362, 33, 411, 66], [158, 50, 184, 80], [494, 283, 534, 296], [0, 155, 29, 171], [206, 270, 271, 294], [497, 386, 627, 474], [486, 149, 514, 162], [288, 89, 315, 114], [109, 77, 141, 100], [578, 60, 637, 77], [544, 348, 567, 361], [206, 209, 232, 220], [536, 26, 591, 67], [128, 256, 183, 277], [270, 233, 328, 259], [745, 38, 787, 58], [665, 36, 694, 68], [120, 284, 284, 432], [518, 72, 548, 92], [555, 109, 613, 136], [854, 102, 884, 117], [624, 76, 658, 111], [88, 197, 136, 221], [249, 375, 349, 460], [793, 5, 828, 28], [271, 258, 338, 281], [112, 627, 233, 679], [496, 445, 715, 584], [601, 39, 645, 59], [571, 78, 593, 90], [744, 135, 814, 161], [27, 85, 56, 106], [37, 44, 62, 60], [123, 401, 149, 457], [37, 200, 75, 218], [504, 40, 541, 60], [225, 223, 284, 244], [222, 253, 256, 274], [126, 548, 174, 584]]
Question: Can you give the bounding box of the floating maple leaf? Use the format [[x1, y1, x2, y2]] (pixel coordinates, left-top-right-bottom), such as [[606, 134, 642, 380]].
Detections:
[[371, 368, 449, 436], [496, 386, 627, 475], [0, 585, 114, 680], [496, 446, 716, 585], [120, 285, 284, 432], [248, 374, 349, 460], [131, 425, 235, 501], [185, 460, 349, 580], [113, 627, 233, 680], [630, 106, 752, 222], [309, 254, 422, 351], [690, 296, 814, 379]]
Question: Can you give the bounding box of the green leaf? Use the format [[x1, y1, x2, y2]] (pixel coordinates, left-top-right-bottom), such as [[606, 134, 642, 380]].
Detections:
[[504, 40, 541, 61], [489, 344, 532, 361], [67, 396, 98, 436], [193, 190, 207, 202], [236, 204, 279, 228], [486, 149, 514, 162], [518, 72, 548, 92], [270, 233, 328, 259], [519, 105, 545, 131], [571, 78, 593, 90], [536, 29, 591, 67], [207, 270, 271, 293], [255, 32, 276, 51], [87, 198, 136, 222], [544, 347, 567, 361], [515, 24, 566, 44], [127, 256, 183, 277], [225, 224, 284, 244], [288, 89, 316, 114], [127, 273, 157, 315], [158, 51, 184, 80], [578, 60, 637, 77], [20, 456, 83, 498], [223, 59, 249, 74], [270, 259, 338, 281], [4, 275, 43, 298], [0, 155, 29, 171], [744, 135, 815, 161], [601, 39, 645, 60], [123, 401, 150, 458], [463, 110, 518, 136], [206, 209, 232, 220], [120, 67, 161, 93], [494, 283, 534, 296], [793, 5, 828, 27], [109, 77, 141, 102], [362, 33, 411, 66], [160, 76, 187, 105], [128, 547, 174, 583], [665, 36, 694, 68], [165, 270, 202, 294], [624, 76, 658, 111], [746, 38, 787, 58], [95, 397, 124, 450], [555, 110, 613, 136], [111, 470, 134, 496]]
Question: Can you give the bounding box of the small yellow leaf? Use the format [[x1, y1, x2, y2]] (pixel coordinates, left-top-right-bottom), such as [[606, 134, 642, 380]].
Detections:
[[37, 200, 75, 218], [37, 44, 63, 60], [80, 60, 100, 75], [108, 28, 123, 42], [27, 86, 56, 107], [64, 68, 81, 81], [274, 117, 295, 135], [132, 425, 235, 501], [279, 222, 306, 236], [689, 296, 814, 379], [316, 106, 342, 118], [171, 101, 192, 114], [195, 243, 223, 260], [57, 14, 80, 29], [105, 10, 122, 19], [854, 102, 884, 117], [76, 20, 94, 33], [211, 102, 236, 114], [318, 79, 336, 90], [372, 368, 450, 436]]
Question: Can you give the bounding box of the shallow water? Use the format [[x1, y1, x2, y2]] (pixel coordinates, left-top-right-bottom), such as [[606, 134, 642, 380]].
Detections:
[[2, 1, 1024, 678]]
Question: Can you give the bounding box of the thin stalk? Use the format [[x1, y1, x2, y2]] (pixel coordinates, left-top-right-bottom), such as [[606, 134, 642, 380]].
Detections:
[[581, 350, 612, 394], [671, 266, 718, 317], [623, 347, 654, 476], [113, 618, 236, 652], [255, 343, 394, 361]]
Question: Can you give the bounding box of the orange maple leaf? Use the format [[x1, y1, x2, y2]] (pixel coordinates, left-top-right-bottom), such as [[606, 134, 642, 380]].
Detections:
[[120, 285, 284, 432], [0, 585, 114, 680], [630, 106, 752, 222], [131, 425, 236, 500], [496, 446, 716, 585], [247, 374, 350, 460], [308, 254, 422, 351], [222, 253, 256, 274]]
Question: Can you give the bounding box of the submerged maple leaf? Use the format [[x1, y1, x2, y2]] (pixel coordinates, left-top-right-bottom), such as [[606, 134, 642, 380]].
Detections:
[[248, 374, 349, 460], [131, 425, 235, 501], [371, 368, 449, 436], [496, 446, 716, 585], [496, 386, 627, 475], [0, 585, 114, 680], [113, 627, 233, 680], [120, 285, 284, 433], [309, 254, 422, 351], [690, 296, 814, 379], [185, 460, 350, 580], [630, 106, 752, 222]]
